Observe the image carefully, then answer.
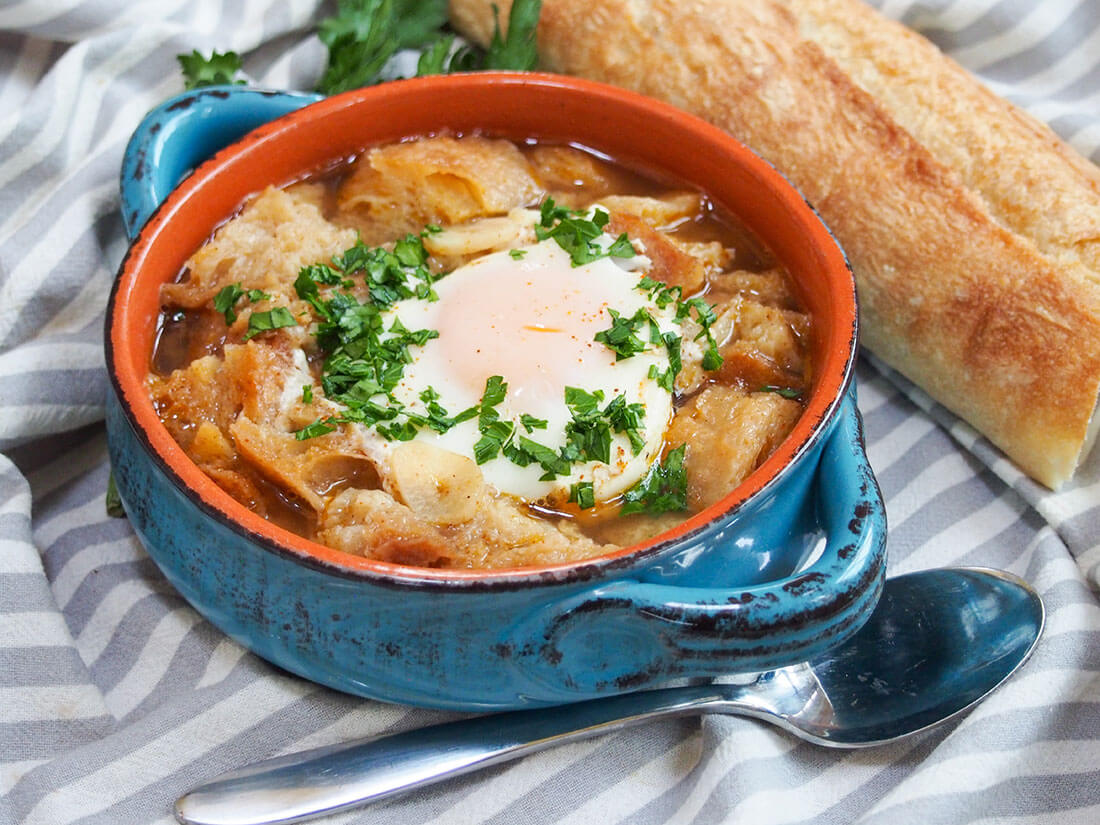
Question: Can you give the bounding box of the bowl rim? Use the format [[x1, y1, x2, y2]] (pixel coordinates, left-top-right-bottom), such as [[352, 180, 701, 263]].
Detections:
[[106, 71, 858, 591]]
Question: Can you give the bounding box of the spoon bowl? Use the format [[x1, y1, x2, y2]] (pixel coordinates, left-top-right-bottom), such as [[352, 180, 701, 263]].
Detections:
[[175, 566, 1043, 825]]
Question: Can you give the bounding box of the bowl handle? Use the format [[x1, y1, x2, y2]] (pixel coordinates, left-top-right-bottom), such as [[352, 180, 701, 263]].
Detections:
[[120, 85, 323, 239], [512, 392, 887, 695]]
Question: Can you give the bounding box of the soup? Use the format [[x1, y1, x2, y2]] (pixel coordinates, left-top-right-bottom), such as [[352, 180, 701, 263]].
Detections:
[[147, 134, 812, 568]]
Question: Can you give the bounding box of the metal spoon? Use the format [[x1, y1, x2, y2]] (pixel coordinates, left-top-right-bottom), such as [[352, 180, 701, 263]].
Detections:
[[175, 566, 1043, 825]]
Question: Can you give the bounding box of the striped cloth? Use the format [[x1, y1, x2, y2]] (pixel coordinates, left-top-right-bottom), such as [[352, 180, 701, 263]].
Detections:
[[1, 1, 1098, 823]]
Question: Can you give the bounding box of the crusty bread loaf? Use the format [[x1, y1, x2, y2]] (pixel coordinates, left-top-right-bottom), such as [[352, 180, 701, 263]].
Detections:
[[449, 0, 1100, 488]]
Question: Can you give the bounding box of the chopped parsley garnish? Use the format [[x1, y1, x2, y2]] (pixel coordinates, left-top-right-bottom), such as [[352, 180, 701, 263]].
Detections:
[[648, 332, 683, 392], [562, 387, 647, 464], [760, 385, 803, 400], [569, 481, 596, 510], [504, 436, 572, 481], [273, 223, 700, 522], [295, 418, 340, 440], [636, 276, 683, 309], [213, 284, 245, 324], [636, 276, 724, 374], [594, 307, 658, 360], [509, 249, 528, 260], [415, 35, 454, 76], [243, 307, 298, 340], [676, 296, 723, 371], [535, 199, 637, 267], [213, 283, 272, 324], [105, 473, 125, 518], [620, 445, 689, 516], [458, 380, 646, 484], [285, 236, 446, 441], [605, 233, 638, 258], [603, 395, 647, 455], [327, 234, 438, 306], [473, 376, 514, 464], [520, 413, 547, 432], [177, 50, 245, 90]]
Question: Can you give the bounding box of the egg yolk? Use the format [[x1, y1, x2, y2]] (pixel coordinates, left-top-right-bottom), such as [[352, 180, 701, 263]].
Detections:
[[431, 244, 633, 415]]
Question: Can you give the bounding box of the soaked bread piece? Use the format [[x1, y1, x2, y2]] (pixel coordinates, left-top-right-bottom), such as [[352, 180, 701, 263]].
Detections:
[[525, 143, 637, 206], [318, 476, 615, 569], [667, 385, 804, 511], [449, 0, 1100, 487], [163, 186, 356, 310], [338, 135, 543, 243]]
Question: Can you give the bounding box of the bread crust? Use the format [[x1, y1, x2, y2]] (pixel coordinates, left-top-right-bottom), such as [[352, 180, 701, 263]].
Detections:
[[449, 0, 1100, 487]]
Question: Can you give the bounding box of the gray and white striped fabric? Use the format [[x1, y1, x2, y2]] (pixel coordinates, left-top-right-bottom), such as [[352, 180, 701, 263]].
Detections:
[[2, 1, 1098, 823]]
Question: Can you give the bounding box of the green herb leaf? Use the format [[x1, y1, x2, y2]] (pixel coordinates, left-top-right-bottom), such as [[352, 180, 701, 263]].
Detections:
[[603, 394, 647, 455], [636, 276, 682, 309], [594, 307, 652, 360], [564, 386, 605, 416], [244, 307, 299, 340], [563, 401, 612, 466], [295, 418, 340, 440], [648, 331, 682, 392], [213, 283, 246, 324], [759, 385, 803, 400], [316, 0, 449, 95], [620, 445, 689, 517], [678, 296, 724, 372], [505, 436, 571, 480], [105, 473, 126, 518], [473, 376, 513, 463], [606, 232, 638, 259], [177, 49, 246, 90], [484, 0, 542, 71], [415, 35, 455, 76], [214, 283, 276, 325], [302, 385, 314, 404], [569, 481, 596, 510], [520, 413, 547, 432]]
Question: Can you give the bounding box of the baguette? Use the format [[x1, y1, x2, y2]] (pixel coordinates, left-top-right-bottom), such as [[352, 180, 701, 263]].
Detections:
[[449, 0, 1100, 488]]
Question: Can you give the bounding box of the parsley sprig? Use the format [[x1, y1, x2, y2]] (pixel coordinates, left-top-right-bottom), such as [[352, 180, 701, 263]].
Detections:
[[177, 50, 246, 90], [178, 1, 543, 95], [315, 0, 542, 95]]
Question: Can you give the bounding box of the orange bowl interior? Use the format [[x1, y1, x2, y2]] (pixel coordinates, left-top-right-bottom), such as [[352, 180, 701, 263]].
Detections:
[[110, 72, 856, 583]]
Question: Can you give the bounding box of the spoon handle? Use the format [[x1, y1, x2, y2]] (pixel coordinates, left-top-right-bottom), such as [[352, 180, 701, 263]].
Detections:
[[175, 686, 730, 825]]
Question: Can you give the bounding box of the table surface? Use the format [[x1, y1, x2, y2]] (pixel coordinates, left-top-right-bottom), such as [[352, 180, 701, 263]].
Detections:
[[1, 2, 1098, 824]]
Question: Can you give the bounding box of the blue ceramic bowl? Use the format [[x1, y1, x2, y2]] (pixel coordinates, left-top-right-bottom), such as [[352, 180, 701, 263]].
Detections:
[[106, 75, 886, 711]]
